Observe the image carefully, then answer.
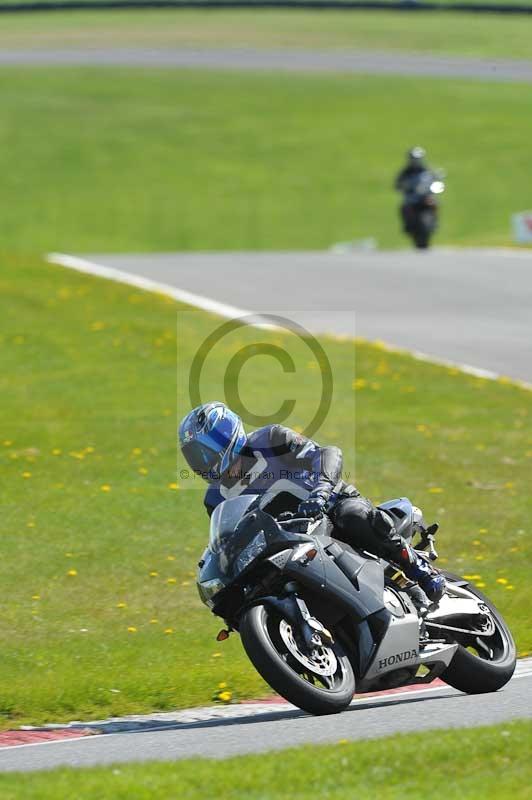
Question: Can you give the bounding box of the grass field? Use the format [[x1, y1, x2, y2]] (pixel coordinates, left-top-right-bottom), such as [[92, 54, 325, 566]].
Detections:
[[1, 252, 530, 728], [1, 68, 531, 255], [1, 9, 532, 59], [1, 720, 530, 799]]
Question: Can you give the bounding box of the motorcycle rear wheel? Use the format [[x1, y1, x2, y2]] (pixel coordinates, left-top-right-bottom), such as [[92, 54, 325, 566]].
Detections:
[[438, 575, 516, 694], [240, 604, 355, 715]]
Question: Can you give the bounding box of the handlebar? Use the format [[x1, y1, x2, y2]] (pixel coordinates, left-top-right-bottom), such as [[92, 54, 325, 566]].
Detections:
[[277, 512, 324, 533]]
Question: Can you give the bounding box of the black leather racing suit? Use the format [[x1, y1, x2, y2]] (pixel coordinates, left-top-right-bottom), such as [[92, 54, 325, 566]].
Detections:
[[203, 425, 408, 564]]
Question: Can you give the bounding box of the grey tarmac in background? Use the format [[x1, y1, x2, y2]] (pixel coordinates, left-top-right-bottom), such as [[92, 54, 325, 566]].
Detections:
[[80, 249, 532, 383], [1, 48, 532, 82]]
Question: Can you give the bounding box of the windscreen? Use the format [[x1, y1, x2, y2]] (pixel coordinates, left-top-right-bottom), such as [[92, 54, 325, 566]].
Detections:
[[209, 495, 260, 553]]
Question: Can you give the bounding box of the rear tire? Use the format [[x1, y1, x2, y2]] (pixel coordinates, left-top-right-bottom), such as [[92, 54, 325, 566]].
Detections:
[[439, 575, 516, 694], [240, 604, 355, 716]]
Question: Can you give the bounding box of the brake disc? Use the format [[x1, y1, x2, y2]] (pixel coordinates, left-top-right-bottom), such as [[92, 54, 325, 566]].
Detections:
[[279, 619, 337, 677]]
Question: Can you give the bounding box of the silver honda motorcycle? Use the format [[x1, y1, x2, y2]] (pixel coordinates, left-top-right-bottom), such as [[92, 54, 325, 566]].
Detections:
[[197, 494, 516, 715]]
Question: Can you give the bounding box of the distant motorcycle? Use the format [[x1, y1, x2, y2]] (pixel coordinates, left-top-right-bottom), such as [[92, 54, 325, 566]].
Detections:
[[400, 170, 445, 249], [197, 494, 516, 716]]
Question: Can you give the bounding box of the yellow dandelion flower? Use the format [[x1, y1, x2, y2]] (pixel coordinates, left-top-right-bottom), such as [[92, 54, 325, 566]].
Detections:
[[168, 483, 179, 490], [101, 484, 111, 492], [85, 446, 95, 454], [27, 521, 35, 528], [212, 652, 222, 658], [428, 487, 443, 494], [127, 626, 137, 633], [69, 451, 85, 460], [505, 585, 515, 591], [218, 682, 227, 689], [496, 578, 508, 585], [67, 569, 77, 577], [375, 361, 390, 375], [479, 528, 488, 534], [353, 378, 367, 390], [131, 448, 142, 456], [150, 619, 159, 624], [22, 471, 32, 479], [52, 449, 62, 456], [475, 555, 485, 561], [474, 581, 486, 588], [32, 594, 40, 601], [167, 555, 176, 561], [181, 581, 190, 587], [138, 467, 148, 475], [472, 540, 481, 546], [164, 628, 174, 635], [463, 574, 481, 581], [149, 571, 158, 577], [218, 691, 232, 703], [167, 578, 177, 584], [416, 424, 428, 432], [116, 602, 127, 608], [3, 440, 13, 446]]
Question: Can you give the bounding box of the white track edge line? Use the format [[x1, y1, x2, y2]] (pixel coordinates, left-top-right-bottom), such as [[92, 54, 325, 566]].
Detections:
[[0, 685, 453, 752], [47, 253, 272, 326], [47, 252, 531, 392], [4, 673, 532, 752]]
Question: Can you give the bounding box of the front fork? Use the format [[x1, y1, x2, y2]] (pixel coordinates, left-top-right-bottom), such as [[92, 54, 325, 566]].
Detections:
[[252, 585, 334, 653]]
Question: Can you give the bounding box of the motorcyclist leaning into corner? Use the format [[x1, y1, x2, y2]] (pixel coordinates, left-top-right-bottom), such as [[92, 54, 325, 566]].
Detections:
[[179, 401, 446, 603]]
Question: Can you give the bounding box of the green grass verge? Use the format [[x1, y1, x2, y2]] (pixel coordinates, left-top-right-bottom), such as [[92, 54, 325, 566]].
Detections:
[[1, 68, 531, 254], [1, 0, 531, 6], [1, 253, 530, 728], [2, 9, 532, 60], [1, 721, 531, 799]]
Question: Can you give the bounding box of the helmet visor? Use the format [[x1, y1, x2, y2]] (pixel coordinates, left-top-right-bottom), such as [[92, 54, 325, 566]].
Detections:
[[182, 440, 221, 477]]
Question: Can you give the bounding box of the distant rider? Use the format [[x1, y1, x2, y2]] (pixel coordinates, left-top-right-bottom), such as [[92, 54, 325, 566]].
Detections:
[[179, 402, 446, 602], [395, 146, 433, 229]]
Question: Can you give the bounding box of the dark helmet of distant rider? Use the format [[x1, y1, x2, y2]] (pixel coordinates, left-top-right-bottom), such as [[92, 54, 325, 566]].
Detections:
[[407, 146, 426, 168], [179, 402, 246, 484]]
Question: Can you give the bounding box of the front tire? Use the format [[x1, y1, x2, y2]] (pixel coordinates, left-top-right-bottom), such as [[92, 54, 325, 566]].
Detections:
[[240, 604, 355, 715], [438, 575, 516, 694]]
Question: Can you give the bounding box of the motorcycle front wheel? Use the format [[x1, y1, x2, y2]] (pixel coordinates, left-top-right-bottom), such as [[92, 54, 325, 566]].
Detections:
[[437, 575, 516, 694], [240, 604, 355, 715]]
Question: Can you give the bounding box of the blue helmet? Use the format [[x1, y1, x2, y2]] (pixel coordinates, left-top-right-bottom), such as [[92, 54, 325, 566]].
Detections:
[[179, 402, 246, 481]]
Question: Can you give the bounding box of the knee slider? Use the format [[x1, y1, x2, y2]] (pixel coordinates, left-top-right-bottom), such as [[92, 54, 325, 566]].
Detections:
[[372, 509, 396, 540]]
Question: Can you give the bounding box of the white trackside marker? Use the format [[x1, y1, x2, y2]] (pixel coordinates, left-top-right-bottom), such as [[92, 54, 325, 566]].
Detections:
[[47, 253, 531, 392]]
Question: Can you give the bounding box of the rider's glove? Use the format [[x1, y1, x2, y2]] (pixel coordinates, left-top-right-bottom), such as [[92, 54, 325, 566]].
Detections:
[[298, 488, 330, 518]]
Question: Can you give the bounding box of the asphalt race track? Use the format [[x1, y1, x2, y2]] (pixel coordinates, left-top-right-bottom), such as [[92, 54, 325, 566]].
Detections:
[[1, 48, 532, 82], [2, 665, 531, 772], [73, 249, 532, 383]]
